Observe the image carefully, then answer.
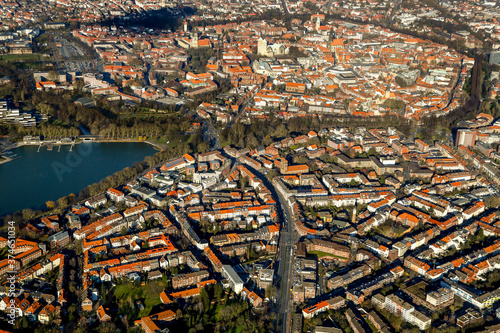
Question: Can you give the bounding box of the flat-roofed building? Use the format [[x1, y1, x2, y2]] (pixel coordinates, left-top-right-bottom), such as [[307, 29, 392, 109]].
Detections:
[[426, 287, 454, 307], [258, 268, 274, 289], [222, 265, 244, 294]]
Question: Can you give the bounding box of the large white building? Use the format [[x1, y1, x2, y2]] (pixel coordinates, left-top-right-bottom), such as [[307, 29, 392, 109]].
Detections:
[[222, 265, 244, 294], [377, 294, 432, 331], [441, 278, 500, 310]]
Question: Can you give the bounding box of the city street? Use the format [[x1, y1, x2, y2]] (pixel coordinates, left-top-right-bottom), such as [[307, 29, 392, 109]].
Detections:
[[248, 166, 298, 333]]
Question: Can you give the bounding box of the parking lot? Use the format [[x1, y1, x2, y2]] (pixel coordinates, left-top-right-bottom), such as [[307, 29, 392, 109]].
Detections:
[[63, 60, 95, 72], [55, 37, 85, 59], [53, 36, 97, 72]]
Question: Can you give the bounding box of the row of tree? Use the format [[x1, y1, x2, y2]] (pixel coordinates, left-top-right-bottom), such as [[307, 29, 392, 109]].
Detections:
[[18, 123, 80, 138], [170, 284, 275, 333], [2, 86, 196, 142], [220, 113, 417, 150]]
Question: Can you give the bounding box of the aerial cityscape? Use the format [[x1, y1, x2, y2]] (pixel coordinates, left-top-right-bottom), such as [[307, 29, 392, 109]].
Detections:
[[0, 0, 499, 332]]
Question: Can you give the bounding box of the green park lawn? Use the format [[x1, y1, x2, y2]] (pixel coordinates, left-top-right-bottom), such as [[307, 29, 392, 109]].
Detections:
[[0, 54, 41, 61], [112, 279, 168, 319]]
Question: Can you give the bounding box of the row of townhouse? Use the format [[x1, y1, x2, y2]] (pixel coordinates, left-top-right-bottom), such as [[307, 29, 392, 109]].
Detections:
[[219, 241, 266, 258], [345, 308, 367, 333], [404, 256, 431, 276], [196, 204, 273, 222], [302, 296, 345, 319], [366, 193, 397, 213], [447, 245, 500, 283], [462, 201, 486, 220], [0, 296, 60, 324], [105, 259, 160, 278], [305, 238, 351, 261], [209, 224, 280, 246], [480, 222, 500, 237], [85, 218, 135, 241], [300, 190, 395, 208], [11, 253, 63, 282], [172, 270, 210, 289], [73, 212, 123, 240], [327, 264, 372, 289], [240, 154, 263, 170], [366, 310, 391, 333], [85, 239, 178, 273], [333, 154, 404, 176], [0, 259, 20, 278], [428, 226, 477, 256], [331, 173, 371, 186], [406, 195, 448, 218], [203, 246, 223, 272], [345, 270, 399, 304], [3, 253, 67, 321], [390, 201, 432, 223], [274, 179, 329, 199], [169, 205, 207, 250], [431, 171, 473, 185], [0, 288, 56, 308], [106, 232, 147, 250], [14, 245, 44, 267], [412, 190, 452, 210]]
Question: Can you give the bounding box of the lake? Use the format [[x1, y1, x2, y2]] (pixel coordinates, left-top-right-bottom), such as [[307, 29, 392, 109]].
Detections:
[[0, 142, 156, 216]]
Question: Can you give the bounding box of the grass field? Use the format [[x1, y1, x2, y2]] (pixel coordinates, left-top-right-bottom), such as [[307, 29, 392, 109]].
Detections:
[[0, 54, 41, 61], [113, 279, 168, 319], [152, 136, 171, 144], [308, 250, 348, 260], [186, 133, 197, 143]]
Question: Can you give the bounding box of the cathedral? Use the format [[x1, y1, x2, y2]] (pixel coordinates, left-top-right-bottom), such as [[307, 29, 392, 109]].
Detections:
[[257, 38, 289, 57]]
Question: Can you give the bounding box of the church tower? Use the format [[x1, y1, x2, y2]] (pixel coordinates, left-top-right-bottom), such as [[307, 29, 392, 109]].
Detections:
[[280, 158, 288, 174], [328, 27, 334, 43], [257, 37, 268, 56], [190, 32, 198, 49], [316, 16, 321, 32]]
